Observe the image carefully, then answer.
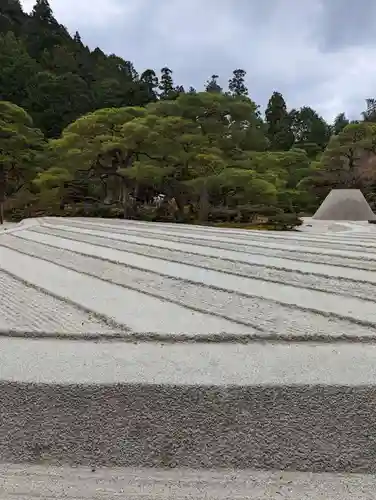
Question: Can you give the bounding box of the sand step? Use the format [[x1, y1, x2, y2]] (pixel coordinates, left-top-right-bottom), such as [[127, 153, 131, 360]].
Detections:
[[0, 463, 375, 499], [0, 337, 376, 473]]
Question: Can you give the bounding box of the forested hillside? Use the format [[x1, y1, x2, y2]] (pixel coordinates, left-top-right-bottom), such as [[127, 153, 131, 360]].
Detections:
[[1, 0, 376, 228]]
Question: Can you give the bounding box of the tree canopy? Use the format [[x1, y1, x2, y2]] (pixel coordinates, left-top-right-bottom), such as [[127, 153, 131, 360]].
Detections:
[[1, 0, 375, 228]]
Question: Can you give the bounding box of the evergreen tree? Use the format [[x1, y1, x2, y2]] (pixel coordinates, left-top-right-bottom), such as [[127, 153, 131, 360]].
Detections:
[[362, 99, 376, 123], [290, 106, 331, 156], [0, 0, 185, 136], [333, 112, 349, 135], [31, 0, 56, 24], [265, 91, 294, 151], [0, 0, 25, 34], [0, 32, 38, 104], [0, 0, 23, 15], [174, 85, 185, 95], [73, 31, 82, 45], [159, 67, 174, 99], [140, 69, 159, 102], [228, 69, 248, 97], [25, 0, 68, 59], [205, 74, 222, 93]]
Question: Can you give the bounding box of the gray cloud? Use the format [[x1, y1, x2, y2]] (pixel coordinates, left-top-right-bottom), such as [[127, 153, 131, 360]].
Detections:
[[21, 0, 376, 121], [318, 0, 376, 51]]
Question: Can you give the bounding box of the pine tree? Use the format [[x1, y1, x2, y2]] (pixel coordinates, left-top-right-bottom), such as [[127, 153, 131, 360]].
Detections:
[[0, 0, 23, 14], [265, 91, 294, 150], [333, 112, 349, 135], [32, 0, 56, 24], [140, 69, 159, 102], [205, 74, 222, 93], [228, 69, 248, 97], [290, 106, 330, 155], [174, 85, 185, 95], [362, 99, 376, 123], [0, 0, 25, 34], [159, 67, 174, 99], [73, 31, 82, 45]]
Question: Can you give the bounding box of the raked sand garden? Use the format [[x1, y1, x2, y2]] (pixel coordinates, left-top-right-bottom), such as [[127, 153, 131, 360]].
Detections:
[[1, 216, 376, 498]]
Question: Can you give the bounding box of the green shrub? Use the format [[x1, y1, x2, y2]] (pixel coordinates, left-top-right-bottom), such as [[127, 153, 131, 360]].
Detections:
[[267, 213, 303, 230], [208, 207, 238, 222]]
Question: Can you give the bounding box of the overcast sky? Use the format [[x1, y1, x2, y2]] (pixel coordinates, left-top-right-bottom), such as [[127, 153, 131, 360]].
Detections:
[[21, 0, 376, 122]]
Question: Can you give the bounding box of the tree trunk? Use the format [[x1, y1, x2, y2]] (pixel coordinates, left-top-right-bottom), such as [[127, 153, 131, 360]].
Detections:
[[121, 180, 130, 219], [134, 182, 139, 200], [174, 194, 185, 222], [198, 183, 209, 223], [0, 165, 5, 225]]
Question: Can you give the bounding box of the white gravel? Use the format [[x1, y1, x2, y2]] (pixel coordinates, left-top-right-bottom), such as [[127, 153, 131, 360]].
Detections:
[[29, 225, 376, 294], [3, 217, 376, 488], [0, 246, 252, 336], [33, 223, 376, 282], [1, 230, 375, 339], [2, 464, 376, 499], [8, 227, 376, 326], [1, 216, 376, 337], [2, 337, 376, 385], [0, 270, 121, 335], [62, 216, 376, 246], [41, 218, 376, 270]]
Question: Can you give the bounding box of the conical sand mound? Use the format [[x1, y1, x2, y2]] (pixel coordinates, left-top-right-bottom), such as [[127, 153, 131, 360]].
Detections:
[[313, 189, 376, 221]]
